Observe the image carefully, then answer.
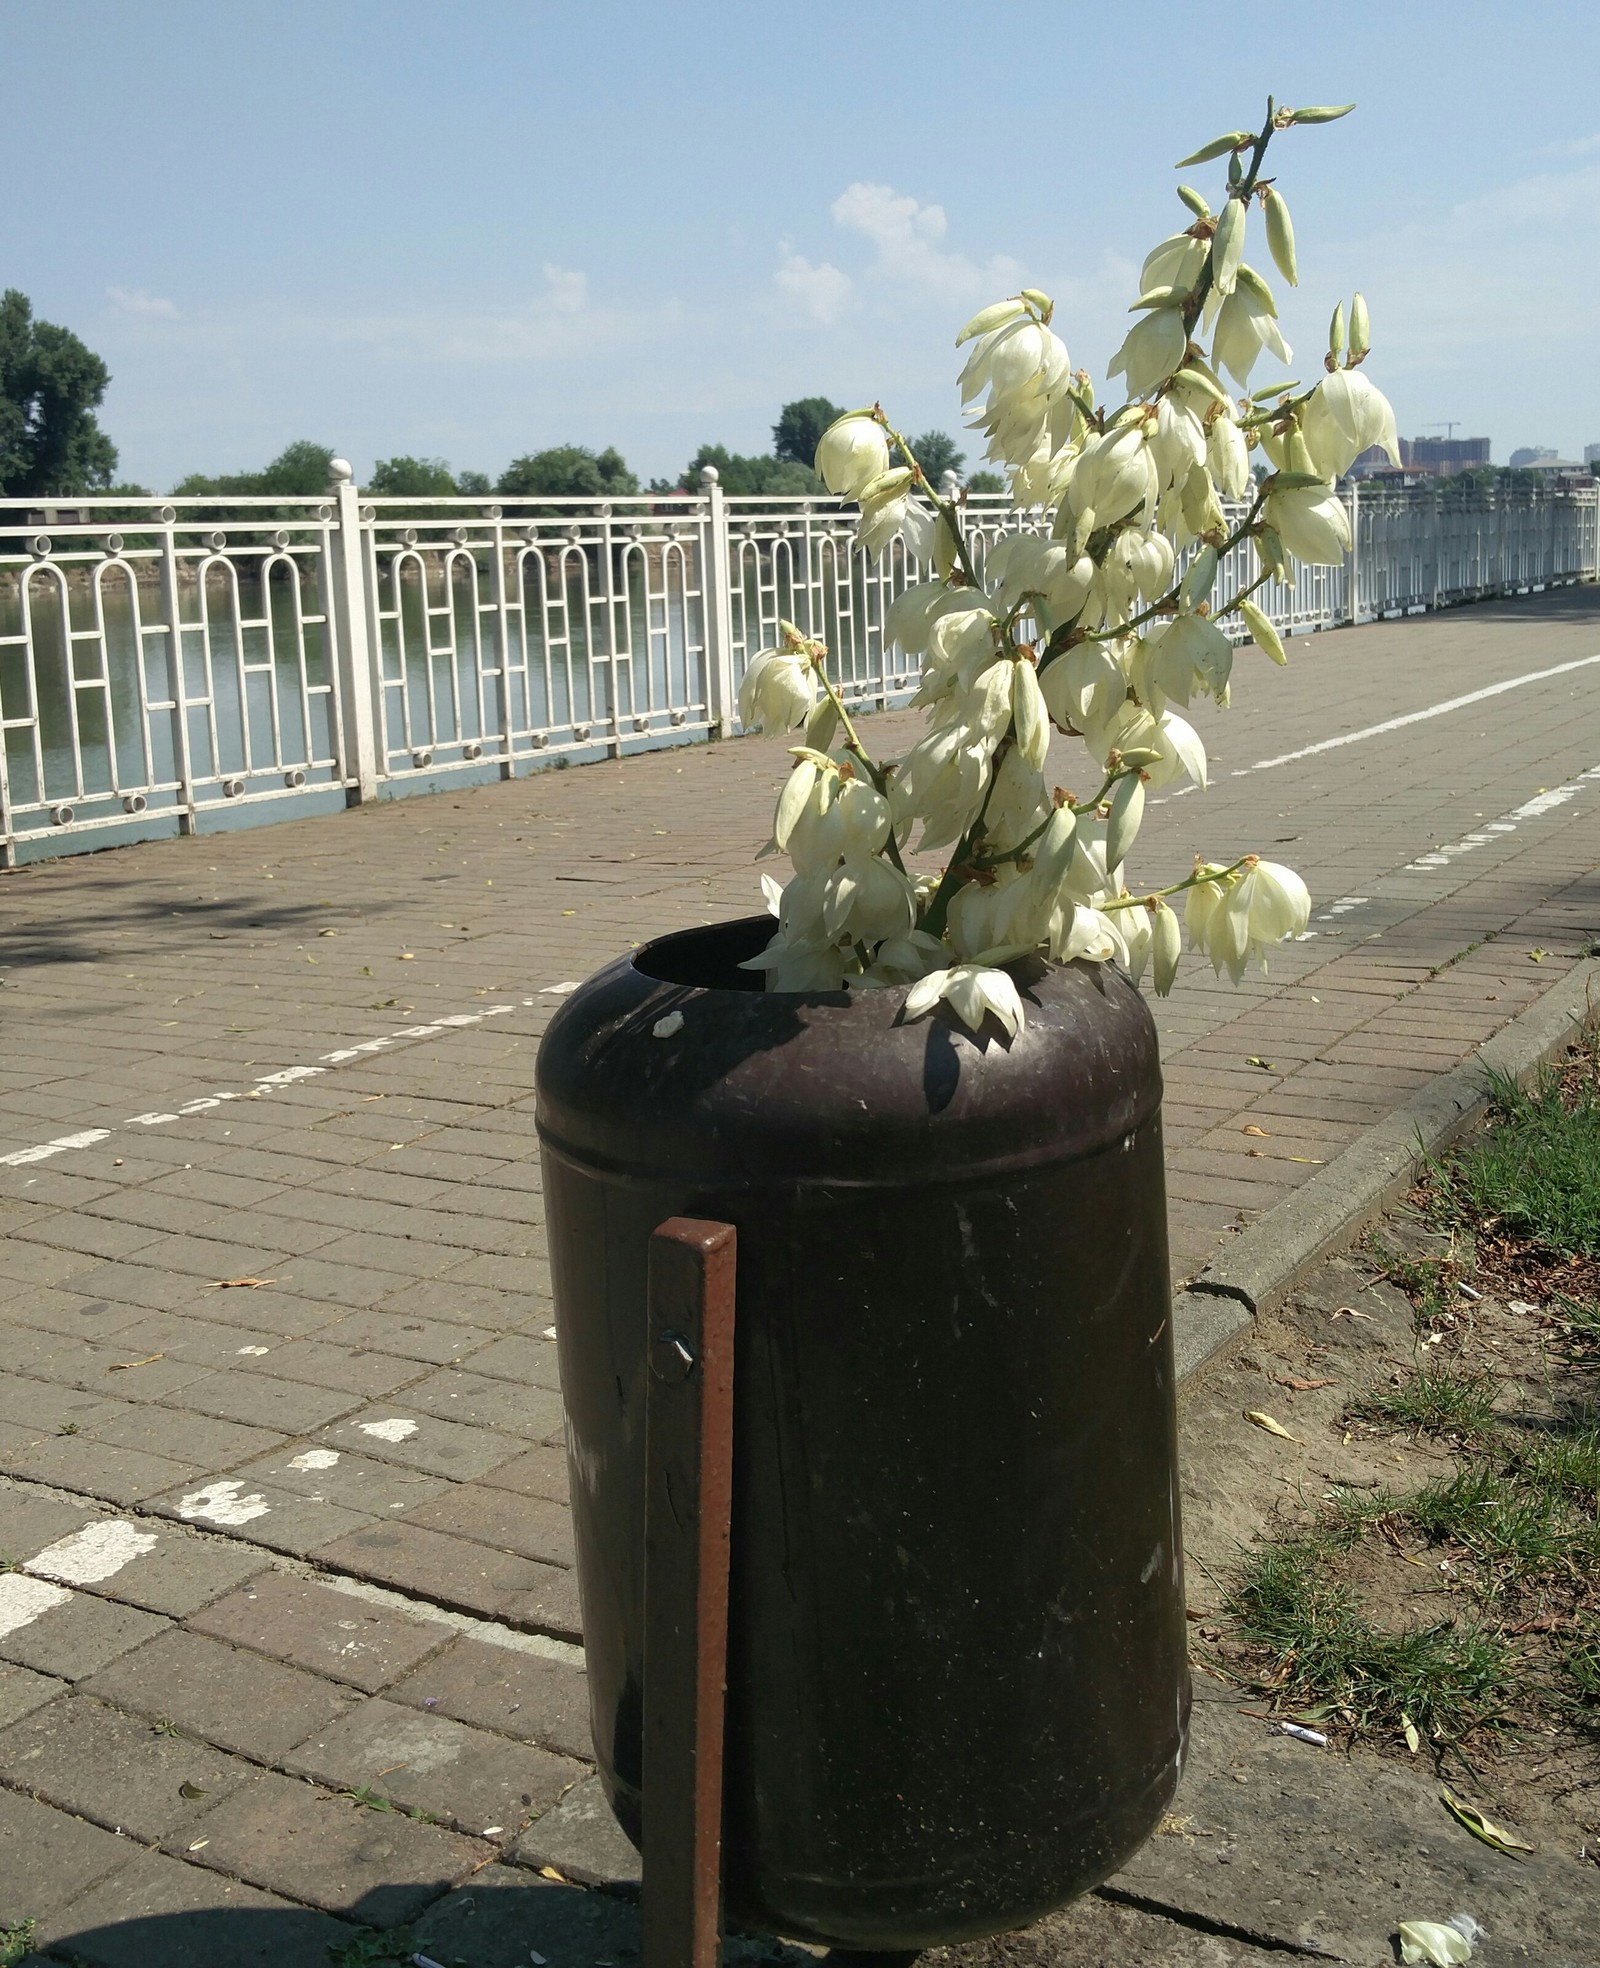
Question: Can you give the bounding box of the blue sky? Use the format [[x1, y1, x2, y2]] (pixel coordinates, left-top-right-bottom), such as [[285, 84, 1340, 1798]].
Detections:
[[10, 0, 1599, 491]]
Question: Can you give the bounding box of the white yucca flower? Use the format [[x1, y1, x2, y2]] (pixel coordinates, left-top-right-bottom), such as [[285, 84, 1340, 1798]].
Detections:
[[1300, 369, 1401, 478], [1264, 482, 1352, 565], [738, 648, 816, 733], [815, 416, 890, 498], [904, 962, 1027, 1040]]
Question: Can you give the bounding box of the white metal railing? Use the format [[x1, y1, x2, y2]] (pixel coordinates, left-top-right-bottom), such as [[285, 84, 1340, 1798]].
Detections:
[[1, 467, 1595, 863]]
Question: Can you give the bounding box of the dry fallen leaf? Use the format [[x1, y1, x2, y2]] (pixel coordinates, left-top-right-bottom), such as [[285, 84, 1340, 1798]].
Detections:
[[1246, 1056, 1276, 1070], [208, 1278, 278, 1290], [1401, 1714, 1420, 1755], [1331, 1304, 1374, 1321], [1441, 1788, 1533, 1855], [108, 1352, 165, 1371], [1272, 1374, 1337, 1392], [1245, 1410, 1299, 1442], [1242, 1124, 1271, 1137], [1285, 1154, 1326, 1164]]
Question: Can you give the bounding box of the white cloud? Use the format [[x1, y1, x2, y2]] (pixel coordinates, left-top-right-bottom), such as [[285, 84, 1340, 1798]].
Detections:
[[541, 262, 587, 312], [107, 285, 178, 319], [774, 246, 852, 325], [829, 182, 1020, 303]]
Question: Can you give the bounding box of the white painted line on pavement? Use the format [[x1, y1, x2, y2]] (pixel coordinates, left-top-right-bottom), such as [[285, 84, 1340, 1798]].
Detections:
[[0, 1571, 72, 1637], [24, 1519, 158, 1585], [0, 992, 541, 1171], [1248, 651, 1600, 774], [1403, 763, 1600, 874]]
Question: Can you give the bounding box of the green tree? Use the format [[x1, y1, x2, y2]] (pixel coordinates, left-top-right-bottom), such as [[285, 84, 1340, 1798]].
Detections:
[[675, 444, 819, 497], [772, 396, 845, 469], [368, 454, 458, 496], [454, 469, 491, 495], [496, 445, 638, 498], [172, 440, 335, 498], [966, 470, 1006, 495], [0, 289, 120, 496], [910, 429, 965, 487]]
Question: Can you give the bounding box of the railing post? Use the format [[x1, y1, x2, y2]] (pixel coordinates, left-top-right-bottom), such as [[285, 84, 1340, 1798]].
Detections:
[[700, 466, 737, 737], [327, 459, 380, 803], [157, 506, 199, 835], [1347, 477, 1361, 625]]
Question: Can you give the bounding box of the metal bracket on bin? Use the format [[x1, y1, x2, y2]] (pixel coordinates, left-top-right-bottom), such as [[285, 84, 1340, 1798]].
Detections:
[[643, 1217, 737, 1968]]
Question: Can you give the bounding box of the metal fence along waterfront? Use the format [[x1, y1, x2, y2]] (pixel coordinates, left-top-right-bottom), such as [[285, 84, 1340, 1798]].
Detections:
[[2, 465, 1595, 864]]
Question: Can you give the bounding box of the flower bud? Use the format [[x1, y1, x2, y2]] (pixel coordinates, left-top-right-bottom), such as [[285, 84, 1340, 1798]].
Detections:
[[815, 416, 890, 500], [1239, 598, 1287, 665], [1328, 301, 1346, 360], [1105, 771, 1145, 871], [1174, 131, 1252, 168], [956, 298, 1028, 347], [1211, 197, 1245, 295], [1011, 657, 1051, 771], [1151, 900, 1182, 996], [1349, 291, 1371, 360], [1261, 189, 1298, 287], [1178, 544, 1219, 611], [805, 694, 840, 751], [1176, 184, 1211, 220], [1289, 103, 1356, 124], [1020, 287, 1054, 317]]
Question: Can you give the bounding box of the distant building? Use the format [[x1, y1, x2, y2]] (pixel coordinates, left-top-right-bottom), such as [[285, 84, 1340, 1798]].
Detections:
[[1509, 446, 1559, 469], [1584, 443, 1600, 466], [1401, 436, 1491, 475], [1349, 436, 1490, 479]]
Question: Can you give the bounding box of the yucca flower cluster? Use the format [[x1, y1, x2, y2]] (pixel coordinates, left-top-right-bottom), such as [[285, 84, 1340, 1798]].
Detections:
[[739, 99, 1398, 1036]]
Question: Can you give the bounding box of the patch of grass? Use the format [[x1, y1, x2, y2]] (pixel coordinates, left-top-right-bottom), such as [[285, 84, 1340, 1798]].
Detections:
[[1508, 1411, 1600, 1501], [1352, 1365, 1499, 1437], [338, 1785, 438, 1826], [1225, 1539, 1511, 1744], [1405, 1460, 1575, 1580], [1562, 1622, 1600, 1710], [1, 1921, 36, 1968], [1428, 1064, 1600, 1260], [326, 1926, 418, 1968]]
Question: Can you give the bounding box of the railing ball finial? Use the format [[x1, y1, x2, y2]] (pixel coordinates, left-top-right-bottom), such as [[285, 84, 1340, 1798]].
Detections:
[[328, 457, 355, 489], [940, 469, 961, 498], [699, 465, 720, 487]]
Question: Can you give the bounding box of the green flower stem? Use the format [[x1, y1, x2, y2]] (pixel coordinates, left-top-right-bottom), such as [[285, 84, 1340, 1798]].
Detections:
[[810, 658, 910, 875], [1098, 851, 1253, 913], [1211, 568, 1275, 619], [880, 419, 983, 590]]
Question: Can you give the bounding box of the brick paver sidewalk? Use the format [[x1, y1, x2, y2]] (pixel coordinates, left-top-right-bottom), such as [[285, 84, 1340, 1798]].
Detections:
[[1, 586, 1598, 1957]]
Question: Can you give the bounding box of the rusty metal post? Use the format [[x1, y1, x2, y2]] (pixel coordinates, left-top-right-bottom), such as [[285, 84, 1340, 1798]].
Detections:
[[642, 1217, 737, 1968]]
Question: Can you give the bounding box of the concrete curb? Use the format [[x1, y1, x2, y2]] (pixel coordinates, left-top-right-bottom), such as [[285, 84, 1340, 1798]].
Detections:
[[1171, 955, 1600, 1386]]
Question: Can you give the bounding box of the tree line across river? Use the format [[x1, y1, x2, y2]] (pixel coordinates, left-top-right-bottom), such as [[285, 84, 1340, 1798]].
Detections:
[[0, 290, 997, 504]]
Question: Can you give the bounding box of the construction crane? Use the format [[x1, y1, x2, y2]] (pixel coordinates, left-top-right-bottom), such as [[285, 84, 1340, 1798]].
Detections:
[[1424, 422, 1462, 440]]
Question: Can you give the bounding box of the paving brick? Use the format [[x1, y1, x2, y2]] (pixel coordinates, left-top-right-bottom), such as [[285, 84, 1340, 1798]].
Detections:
[[237, 1336, 426, 1398], [315, 1307, 494, 1361], [225, 1444, 448, 1517], [82, 1627, 358, 1758], [0, 1587, 170, 1680], [404, 1484, 574, 1568], [319, 1408, 526, 1480], [0, 1690, 255, 1841], [188, 1572, 452, 1691], [27, 1337, 218, 1403], [401, 1368, 566, 1443], [0, 1782, 132, 1921], [28, 1845, 349, 1968], [182, 1765, 490, 1922], [0, 1486, 95, 1563], [285, 1696, 584, 1837], [79, 1533, 269, 1619], [511, 1771, 641, 1888], [477, 1444, 569, 1503], [0, 1660, 64, 1729], [465, 1332, 564, 1391], [315, 1521, 581, 1636], [148, 1477, 376, 1560], [169, 1367, 361, 1435], [388, 1635, 592, 1761], [86, 1403, 287, 1470], [0, 1434, 203, 1505]]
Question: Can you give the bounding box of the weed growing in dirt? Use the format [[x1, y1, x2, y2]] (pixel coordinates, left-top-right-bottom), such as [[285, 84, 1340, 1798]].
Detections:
[[1406, 1461, 1576, 1584], [1353, 1365, 1499, 1437], [0, 1922, 35, 1968], [1225, 1538, 1511, 1745], [1429, 1059, 1600, 1260]]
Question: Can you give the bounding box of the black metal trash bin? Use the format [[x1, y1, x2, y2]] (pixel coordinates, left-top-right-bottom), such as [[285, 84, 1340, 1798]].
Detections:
[[535, 917, 1189, 1950]]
